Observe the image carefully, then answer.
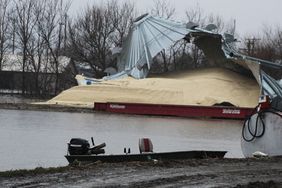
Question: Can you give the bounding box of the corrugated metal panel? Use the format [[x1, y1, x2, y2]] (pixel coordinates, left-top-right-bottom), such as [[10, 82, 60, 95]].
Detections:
[[118, 14, 192, 79], [261, 70, 282, 98]]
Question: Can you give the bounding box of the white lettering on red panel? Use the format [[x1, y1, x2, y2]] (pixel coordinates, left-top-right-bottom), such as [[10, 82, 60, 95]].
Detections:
[[110, 104, 126, 109], [222, 109, 241, 114]]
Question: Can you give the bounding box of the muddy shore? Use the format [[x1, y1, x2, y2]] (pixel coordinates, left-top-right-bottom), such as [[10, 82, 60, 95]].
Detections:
[[1, 101, 282, 187], [0, 94, 93, 113], [1, 158, 282, 187]]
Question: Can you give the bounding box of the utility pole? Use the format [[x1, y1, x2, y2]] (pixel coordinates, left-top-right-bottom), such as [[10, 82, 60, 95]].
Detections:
[[244, 37, 260, 56]]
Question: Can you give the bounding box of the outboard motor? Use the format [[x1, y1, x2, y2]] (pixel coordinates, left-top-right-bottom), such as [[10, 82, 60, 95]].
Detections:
[[68, 137, 106, 155], [68, 138, 90, 155]]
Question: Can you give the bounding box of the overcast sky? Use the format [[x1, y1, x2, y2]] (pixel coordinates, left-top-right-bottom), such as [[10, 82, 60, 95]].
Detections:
[[70, 0, 282, 36]]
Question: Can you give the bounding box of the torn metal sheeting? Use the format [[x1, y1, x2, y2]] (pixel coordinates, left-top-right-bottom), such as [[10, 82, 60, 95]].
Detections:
[[117, 15, 193, 79], [104, 14, 282, 100]]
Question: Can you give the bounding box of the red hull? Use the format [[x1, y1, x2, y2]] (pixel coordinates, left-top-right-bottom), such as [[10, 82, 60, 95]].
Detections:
[[94, 102, 254, 119]]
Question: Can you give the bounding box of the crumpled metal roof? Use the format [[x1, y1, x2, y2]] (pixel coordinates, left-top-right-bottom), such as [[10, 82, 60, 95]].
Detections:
[[105, 14, 282, 104], [117, 14, 193, 79], [115, 14, 264, 80]]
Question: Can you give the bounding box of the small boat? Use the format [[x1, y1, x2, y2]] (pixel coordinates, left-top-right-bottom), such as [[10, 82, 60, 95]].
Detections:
[[65, 150, 227, 164], [65, 138, 227, 164]]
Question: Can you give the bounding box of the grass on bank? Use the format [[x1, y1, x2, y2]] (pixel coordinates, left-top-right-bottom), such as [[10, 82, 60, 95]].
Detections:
[[0, 166, 70, 178]]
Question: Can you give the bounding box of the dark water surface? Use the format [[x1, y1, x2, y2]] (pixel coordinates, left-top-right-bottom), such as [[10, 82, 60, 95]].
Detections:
[[0, 109, 243, 171]]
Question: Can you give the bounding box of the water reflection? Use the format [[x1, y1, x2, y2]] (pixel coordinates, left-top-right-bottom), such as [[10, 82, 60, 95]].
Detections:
[[0, 109, 243, 171]]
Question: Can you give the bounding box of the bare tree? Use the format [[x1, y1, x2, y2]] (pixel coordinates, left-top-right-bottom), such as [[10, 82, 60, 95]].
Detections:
[[9, 0, 71, 96], [270, 26, 282, 61], [68, 0, 135, 78], [27, 30, 44, 95], [151, 0, 175, 19], [185, 5, 235, 34], [150, 0, 176, 73], [247, 26, 282, 62], [68, 5, 114, 77], [240, 25, 282, 78], [12, 0, 39, 94], [185, 4, 206, 26], [35, 0, 71, 94], [110, 1, 135, 47], [0, 0, 10, 70]]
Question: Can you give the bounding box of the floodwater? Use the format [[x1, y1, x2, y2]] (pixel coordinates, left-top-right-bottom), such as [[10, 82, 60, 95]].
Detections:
[[0, 109, 244, 171]]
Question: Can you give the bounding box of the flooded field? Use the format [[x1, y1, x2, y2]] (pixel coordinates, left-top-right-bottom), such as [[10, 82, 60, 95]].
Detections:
[[0, 109, 244, 171]]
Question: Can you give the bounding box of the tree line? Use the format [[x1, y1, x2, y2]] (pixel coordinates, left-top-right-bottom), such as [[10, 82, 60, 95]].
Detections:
[[0, 0, 281, 97], [242, 27, 282, 78], [0, 0, 71, 96]]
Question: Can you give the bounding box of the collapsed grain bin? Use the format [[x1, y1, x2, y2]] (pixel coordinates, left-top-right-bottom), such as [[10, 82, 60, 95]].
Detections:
[[48, 14, 282, 115]]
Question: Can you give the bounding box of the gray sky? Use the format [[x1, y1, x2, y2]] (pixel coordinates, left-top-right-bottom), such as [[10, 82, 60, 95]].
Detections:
[[70, 0, 282, 36]]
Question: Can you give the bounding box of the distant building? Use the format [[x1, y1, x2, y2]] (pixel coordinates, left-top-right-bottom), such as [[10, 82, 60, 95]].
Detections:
[[0, 54, 72, 96]]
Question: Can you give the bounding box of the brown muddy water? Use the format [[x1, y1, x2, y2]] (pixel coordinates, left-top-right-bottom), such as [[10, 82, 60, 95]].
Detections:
[[0, 109, 243, 171]]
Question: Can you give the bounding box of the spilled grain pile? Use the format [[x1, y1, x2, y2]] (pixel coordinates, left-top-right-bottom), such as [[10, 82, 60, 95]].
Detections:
[[47, 68, 260, 108]]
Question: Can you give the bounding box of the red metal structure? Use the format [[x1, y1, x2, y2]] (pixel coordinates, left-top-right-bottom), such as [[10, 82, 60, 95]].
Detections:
[[94, 102, 254, 119]]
